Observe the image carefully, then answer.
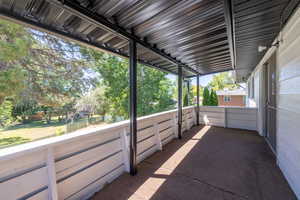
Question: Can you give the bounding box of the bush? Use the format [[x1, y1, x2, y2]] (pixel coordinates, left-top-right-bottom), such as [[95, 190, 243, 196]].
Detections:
[[0, 100, 13, 127], [55, 127, 66, 136], [209, 89, 218, 106], [202, 87, 218, 106], [202, 87, 210, 106]]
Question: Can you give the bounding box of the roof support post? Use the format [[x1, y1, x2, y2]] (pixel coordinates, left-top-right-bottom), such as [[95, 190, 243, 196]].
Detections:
[[178, 66, 183, 139], [196, 74, 200, 126], [129, 39, 137, 176], [187, 80, 190, 106]]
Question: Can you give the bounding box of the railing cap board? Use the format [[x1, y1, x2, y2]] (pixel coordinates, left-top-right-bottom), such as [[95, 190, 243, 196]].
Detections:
[[201, 105, 257, 109]]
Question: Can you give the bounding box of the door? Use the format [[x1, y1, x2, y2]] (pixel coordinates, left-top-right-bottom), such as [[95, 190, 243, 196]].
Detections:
[[265, 52, 277, 153]]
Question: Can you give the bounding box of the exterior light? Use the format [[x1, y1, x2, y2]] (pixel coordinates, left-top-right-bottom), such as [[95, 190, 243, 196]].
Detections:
[[258, 45, 267, 52]]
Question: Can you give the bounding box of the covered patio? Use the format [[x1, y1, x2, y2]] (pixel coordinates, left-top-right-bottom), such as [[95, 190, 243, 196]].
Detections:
[[0, 0, 300, 199], [92, 126, 295, 200]]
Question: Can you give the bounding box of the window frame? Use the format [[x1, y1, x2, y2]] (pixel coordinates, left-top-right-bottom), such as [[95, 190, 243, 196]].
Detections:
[[223, 95, 231, 102]]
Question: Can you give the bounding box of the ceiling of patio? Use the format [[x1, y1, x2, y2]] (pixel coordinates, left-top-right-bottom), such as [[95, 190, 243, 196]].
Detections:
[[233, 0, 300, 82], [0, 0, 299, 79]]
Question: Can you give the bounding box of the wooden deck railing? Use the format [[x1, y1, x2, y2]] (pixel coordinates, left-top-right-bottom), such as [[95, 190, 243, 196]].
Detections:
[[0, 106, 256, 200], [199, 106, 257, 131]]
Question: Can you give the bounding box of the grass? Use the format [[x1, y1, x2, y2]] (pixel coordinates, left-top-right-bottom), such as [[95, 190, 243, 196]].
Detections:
[[0, 136, 31, 148], [0, 119, 107, 149], [0, 120, 66, 149]]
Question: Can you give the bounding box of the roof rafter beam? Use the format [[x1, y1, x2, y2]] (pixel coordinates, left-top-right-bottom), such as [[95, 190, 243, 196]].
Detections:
[[0, 9, 176, 76], [223, 0, 236, 70], [46, 0, 199, 75]]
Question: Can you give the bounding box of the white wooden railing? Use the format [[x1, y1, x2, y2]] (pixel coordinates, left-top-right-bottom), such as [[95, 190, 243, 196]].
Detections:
[[199, 106, 257, 130], [0, 107, 195, 200], [0, 106, 257, 200]]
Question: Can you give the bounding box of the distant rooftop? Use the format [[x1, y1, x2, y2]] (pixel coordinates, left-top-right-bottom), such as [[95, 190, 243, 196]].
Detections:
[[216, 89, 246, 96]]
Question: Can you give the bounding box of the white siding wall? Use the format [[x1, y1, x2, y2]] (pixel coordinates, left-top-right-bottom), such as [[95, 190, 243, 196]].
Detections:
[[198, 106, 257, 131], [226, 107, 257, 131], [276, 7, 300, 198], [246, 68, 264, 136], [247, 7, 300, 198]]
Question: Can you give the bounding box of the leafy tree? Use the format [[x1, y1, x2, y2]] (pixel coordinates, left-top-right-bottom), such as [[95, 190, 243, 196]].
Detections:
[[0, 19, 99, 124], [137, 65, 174, 116], [202, 87, 210, 106], [54, 102, 76, 122], [0, 19, 29, 104], [0, 18, 176, 126], [0, 68, 25, 105], [183, 89, 193, 106], [0, 100, 13, 127], [75, 86, 109, 119], [0, 19, 96, 102], [12, 98, 39, 123], [208, 72, 238, 91], [80, 48, 175, 120], [209, 89, 218, 106], [192, 85, 203, 100]]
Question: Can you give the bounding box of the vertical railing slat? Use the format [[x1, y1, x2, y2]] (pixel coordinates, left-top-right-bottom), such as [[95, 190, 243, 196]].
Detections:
[[120, 128, 130, 172], [154, 122, 162, 151], [47, 147, 58, 200]]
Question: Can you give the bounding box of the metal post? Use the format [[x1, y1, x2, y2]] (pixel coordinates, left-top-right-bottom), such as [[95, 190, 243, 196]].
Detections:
[[196, 74, 200, 125], [187, 80, 190, 106], [129, 39, 137, 175], [178, 66, 183, 139]]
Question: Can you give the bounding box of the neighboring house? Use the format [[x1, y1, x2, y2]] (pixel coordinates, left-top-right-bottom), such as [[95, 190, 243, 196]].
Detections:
[[216, 89, 246, 107]]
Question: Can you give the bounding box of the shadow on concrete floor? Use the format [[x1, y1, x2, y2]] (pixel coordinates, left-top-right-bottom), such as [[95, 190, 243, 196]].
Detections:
[[92, 125, 296, 200]]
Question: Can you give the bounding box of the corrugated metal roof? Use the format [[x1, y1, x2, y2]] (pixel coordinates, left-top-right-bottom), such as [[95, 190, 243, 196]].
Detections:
[[0, 0, 299, 78], [233, 0, 300, 82], [0, 0, 232, 77]]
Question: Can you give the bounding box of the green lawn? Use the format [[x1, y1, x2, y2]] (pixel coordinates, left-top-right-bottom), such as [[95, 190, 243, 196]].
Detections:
[[0, 119, 107, 149], [0, 121, 66, 149]]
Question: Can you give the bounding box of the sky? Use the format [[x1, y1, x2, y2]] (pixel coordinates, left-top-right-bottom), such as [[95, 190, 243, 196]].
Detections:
[[191, 74, 213, 86], [166, 74, 213, 87]]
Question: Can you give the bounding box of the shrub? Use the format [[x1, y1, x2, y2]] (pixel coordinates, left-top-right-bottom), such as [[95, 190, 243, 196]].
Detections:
[[55, 127, 66, 136]]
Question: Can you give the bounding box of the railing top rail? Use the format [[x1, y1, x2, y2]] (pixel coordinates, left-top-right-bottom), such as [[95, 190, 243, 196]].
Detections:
[[200, 106, 257, 109]]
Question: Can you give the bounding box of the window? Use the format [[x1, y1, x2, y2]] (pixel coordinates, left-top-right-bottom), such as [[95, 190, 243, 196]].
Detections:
[[224, 96, 231, 102]]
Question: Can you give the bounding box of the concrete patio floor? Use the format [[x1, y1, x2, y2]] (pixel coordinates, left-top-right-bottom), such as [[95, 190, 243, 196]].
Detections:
[[92, 125, 296, 200]]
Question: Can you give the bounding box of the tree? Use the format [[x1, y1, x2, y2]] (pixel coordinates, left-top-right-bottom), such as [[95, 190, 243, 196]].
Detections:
[[209, 89, 218, 106], [74, 87, 109, 119], [208, 72, 238, 91], [0, 99, 13, 127], [0, 18, 176, 126], [12, 98, 39, 123], [183, 93, 188, 107], [202, 87, 210, 106], [0, 19, 98, 124], [0, 19, 29, 104], [80, 48, 175, 120], [192, 85, 203, 100]]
